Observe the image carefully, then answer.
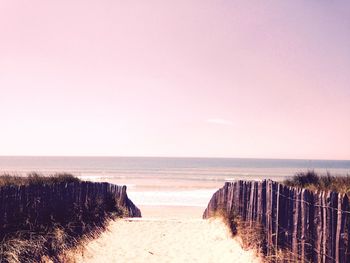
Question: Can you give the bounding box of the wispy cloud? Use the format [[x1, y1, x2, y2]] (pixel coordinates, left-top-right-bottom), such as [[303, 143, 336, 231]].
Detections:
[[206, 118, 233, 126]]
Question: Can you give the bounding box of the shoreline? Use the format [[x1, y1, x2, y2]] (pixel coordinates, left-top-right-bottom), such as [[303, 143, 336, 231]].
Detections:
[[139, 205, 205, 219]]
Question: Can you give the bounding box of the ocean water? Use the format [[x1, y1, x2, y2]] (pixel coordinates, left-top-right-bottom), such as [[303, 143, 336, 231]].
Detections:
[[0, 156, 349, 208]]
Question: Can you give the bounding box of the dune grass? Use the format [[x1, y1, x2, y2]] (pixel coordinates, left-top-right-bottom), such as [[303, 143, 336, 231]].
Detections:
[[283, 170, 350, 194], [0, 172, 80, 187], [217, 171, 350, 262], [0, 173, 125, 263]]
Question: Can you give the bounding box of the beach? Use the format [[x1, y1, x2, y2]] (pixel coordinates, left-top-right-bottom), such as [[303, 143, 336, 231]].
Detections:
[[1, 157, 349, 262], [71, 185, 261, 263], [2, 0, 349, 260], [73, 217, 261, 263]]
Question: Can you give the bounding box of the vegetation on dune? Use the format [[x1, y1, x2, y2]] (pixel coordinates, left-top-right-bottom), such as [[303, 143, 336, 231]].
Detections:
[[0, 173, 126, 263], [214, 206, 268, 260], [0, 172, 80, 187], [283, 170, 350, 194], [214, 171, 350, 262], [0, 224, 109, 263]]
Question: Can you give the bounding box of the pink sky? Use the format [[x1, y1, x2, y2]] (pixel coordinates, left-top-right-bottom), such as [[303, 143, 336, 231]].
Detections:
[[0, 0, 349, 159]]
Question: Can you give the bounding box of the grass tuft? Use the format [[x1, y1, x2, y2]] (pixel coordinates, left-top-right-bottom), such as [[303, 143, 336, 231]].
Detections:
[[283, 170, 350, 194], [0, 172, 80, 187]]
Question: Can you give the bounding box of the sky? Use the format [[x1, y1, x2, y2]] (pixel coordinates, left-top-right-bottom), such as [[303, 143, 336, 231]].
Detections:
[[0, 0, 349, 159]]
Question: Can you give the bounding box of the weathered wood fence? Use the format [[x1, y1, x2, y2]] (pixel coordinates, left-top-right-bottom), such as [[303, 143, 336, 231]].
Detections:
[[0, 182, 141, 241], [203, 180, 350, 262]]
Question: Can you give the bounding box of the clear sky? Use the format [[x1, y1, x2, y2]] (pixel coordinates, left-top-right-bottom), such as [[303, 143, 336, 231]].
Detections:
[[0, 0, 349, 159]]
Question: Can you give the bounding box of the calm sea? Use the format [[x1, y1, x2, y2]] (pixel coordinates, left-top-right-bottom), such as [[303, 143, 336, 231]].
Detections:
[[1, 156, 349, 207]]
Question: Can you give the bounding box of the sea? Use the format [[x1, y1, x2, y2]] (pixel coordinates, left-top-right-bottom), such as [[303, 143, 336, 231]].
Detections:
[[0, 156, 349, 208]]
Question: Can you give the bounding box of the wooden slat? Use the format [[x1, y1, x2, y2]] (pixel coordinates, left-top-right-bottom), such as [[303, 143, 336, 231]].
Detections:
[[203, 180, 350, 263], [0, 182, 141, 242]]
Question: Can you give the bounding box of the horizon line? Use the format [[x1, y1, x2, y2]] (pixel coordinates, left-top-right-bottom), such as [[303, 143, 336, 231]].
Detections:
[[0, 155, 349, 162]]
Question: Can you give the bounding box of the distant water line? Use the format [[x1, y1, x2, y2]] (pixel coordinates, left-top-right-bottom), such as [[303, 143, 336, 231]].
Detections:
[[0, 156, 349, 207]]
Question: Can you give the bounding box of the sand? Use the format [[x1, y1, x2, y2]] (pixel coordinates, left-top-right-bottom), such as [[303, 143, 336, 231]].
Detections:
[[139, 205, 205, 219], [71, 175, 261, 262], [74, 217, 261, 263]]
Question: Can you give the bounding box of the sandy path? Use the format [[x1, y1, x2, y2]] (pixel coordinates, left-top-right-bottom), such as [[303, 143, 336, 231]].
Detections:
[[74, 218, 260, 263]]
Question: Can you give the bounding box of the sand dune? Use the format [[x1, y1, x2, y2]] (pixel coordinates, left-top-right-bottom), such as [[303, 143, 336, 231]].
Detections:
[[74, 218, 260, 263]]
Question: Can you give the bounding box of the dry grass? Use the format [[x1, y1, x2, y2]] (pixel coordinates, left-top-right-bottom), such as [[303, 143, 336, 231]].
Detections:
[[0, 173, 125, 263], [235, 221, 265, 251], [215, 208, 303, 263], [211, 206, 238, 236], [232, 219, 303, 263], [213, 207, 267, 261], [0, 225, 110, 263], [0, 172, 80, 187], [211, 171, 349, 263], [283, 170, 350, 194], [264, 249, 303, 263]]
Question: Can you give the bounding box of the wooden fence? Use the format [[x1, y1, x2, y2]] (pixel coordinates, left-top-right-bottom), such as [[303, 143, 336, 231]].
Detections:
[[203, 180, 350, 262], [0, 182, 141, 241]]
